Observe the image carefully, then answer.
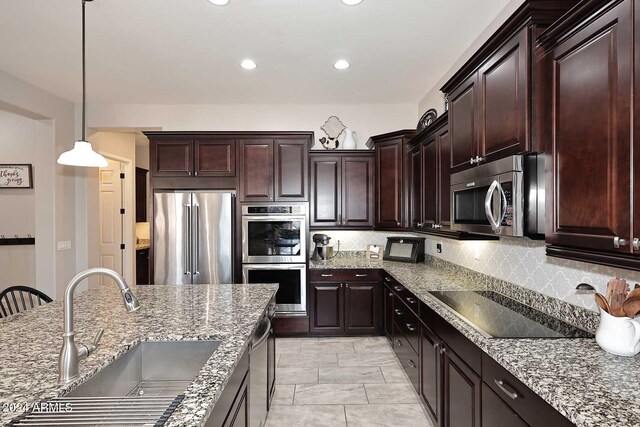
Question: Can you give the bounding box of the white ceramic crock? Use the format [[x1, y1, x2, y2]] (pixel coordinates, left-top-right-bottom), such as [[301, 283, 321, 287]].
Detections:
[[595, 308, 640, 357]]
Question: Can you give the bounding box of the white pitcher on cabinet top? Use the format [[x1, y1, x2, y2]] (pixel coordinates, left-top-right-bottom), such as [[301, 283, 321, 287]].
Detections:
[[342, 128, 357, 150], [596, 308, 640, 356]]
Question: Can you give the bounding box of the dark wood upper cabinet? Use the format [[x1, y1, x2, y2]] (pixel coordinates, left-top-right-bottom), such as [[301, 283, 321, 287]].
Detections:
[[442, 346, 481, 427], [541, 0, 637, 267], [372, 130, 416, 229], [274, 139, 308, 201], [442, 0, 578, 173], [194, 138, 236, 177], [239, 140, 274, 202], [421, 136, 438, 228], [448, 74, 479, 172], [150, 138, 193, 177], [634, 0, 640, 259], [438, 128, 452, 230], [310, 151, 373, 229], [407, 144, 423, 229]]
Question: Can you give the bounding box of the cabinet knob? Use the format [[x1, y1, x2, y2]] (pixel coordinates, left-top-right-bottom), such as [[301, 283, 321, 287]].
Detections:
[[417, 223, 423, 228], [396, 221, 401, 226], [405, 323, 416, 332], [475, 156, 486, 164], [433, 342, 440, 350], [395, 339, 403, 347], [394, 309, 404, 315], [408, 359, 417, 368], [634, 238, 640, 251], [194, 171, 198, 176], [470, 157, 476, 165], [614, 237, 628, 248], [439, 346, 447, 355]]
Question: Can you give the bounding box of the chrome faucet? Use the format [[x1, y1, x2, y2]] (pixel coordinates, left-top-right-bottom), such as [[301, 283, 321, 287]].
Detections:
[[58, 267, 140, 383]]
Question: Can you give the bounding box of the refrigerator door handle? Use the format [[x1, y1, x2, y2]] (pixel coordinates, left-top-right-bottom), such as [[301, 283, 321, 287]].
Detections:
[[194, 204, 200, 275], [185, 204, 192, 275]]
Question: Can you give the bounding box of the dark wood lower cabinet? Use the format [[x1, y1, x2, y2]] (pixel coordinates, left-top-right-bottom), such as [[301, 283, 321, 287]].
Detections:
[[482, 382, 528, 427], [384, 284, 394, 338], [420, 326, 442, 426], [344, 282, 381, 333], [442, 346, 481, 427], [310, 282, 344, 333], [135, 249, 149, 285]]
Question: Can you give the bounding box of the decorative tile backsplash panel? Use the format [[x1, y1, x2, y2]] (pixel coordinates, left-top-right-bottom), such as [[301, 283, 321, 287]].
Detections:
[[311, 230, 640, 312]]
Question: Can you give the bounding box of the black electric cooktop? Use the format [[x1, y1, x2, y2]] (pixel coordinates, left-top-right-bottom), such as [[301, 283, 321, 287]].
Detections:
[[428, 290, 593, 339]]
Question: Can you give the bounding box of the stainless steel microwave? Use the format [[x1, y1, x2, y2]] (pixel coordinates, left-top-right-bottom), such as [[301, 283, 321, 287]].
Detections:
[[450, 154, 544, 237]]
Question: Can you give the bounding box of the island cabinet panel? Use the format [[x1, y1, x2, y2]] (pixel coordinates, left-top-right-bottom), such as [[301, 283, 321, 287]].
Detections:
[[371, 130, 415, 229], [309, 269, 383, 336], [449, 74, 479, 173], [479, 27, 529, 162], [310, 155, 341, 227], [151, 138, 193, 177], [194, 138, 236, 177], [544, 0, 633, 256], [274, 139, 308, 201], [309, 282, 344, 333], [310, 151, 373, 229], [239, 140, 274, 202], [205, 351, 249, 427]]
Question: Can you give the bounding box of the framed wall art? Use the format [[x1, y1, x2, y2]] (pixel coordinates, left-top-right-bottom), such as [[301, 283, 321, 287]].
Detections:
[[0, 164, 33, 188]]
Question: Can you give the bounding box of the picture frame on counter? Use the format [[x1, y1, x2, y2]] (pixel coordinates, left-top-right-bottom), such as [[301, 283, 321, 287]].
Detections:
[[0, 164, 33, 188]]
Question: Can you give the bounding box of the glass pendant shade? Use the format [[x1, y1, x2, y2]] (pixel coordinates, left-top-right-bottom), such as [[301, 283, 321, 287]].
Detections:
[[57, 140, 108, 167]]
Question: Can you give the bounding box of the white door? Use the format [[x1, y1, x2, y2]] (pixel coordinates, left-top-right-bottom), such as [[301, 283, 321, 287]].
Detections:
[[99, 159, 124, 285]]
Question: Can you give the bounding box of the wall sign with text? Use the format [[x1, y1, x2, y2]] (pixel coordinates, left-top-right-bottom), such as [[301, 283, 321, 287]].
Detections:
[[0, 164, 33, 188]]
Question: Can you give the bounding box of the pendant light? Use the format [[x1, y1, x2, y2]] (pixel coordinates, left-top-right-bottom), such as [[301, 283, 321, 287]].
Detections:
[[57, 0, 107, 168]]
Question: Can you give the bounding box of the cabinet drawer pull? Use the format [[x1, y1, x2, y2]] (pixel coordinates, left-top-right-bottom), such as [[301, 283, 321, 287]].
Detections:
[[395, 339, 403, 347], [634, 238, 640, 251], [388, 292, 393, 297], [405, 323, 416, 332], [394, 286, 403, 292], [494, 379, 519, 400], [355, 274, 368, 277], [321, 274, 333, 277], [439, 346, 447, 355], [384, 277, 391, 282], [408, 359, 417, 368], [406, 297, 416, 304], [394, 309, 404, 315], [614, 236, 628, 248], [433, 342, 440, 350]]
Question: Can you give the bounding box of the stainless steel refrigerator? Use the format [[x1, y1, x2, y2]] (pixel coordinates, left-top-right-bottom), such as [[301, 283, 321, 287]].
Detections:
[[154, 191, 234, 285]]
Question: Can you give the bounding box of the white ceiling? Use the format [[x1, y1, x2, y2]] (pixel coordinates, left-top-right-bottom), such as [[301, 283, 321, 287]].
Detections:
[[0, 0, 514, 104]]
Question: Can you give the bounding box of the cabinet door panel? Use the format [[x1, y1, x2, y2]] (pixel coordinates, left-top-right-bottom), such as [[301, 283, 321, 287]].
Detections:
[[407, 146, 423, 229], [438, 128, 452, 229], [342, 156, 374, 228], [310, 156, 341, 228], [345, 283, 379, 334], [481, 383, 528, 427], [547, 2, 632, 252], [239, 140, 274, 202], [376, 140, 404, 228], [422, 138, 438, 228], [275, 140, 307, 201], [420, 327, 442, 425], [384, 284, 393, 338], [449, 74, 479, 172], [194, 139, 236, 177], [310, 283, 343, 333], [151, 139, 193, 177], [480, 28, 529, 160], [443, 348, 481, 427]]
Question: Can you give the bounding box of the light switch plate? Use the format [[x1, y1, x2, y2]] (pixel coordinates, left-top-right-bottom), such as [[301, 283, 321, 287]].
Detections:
[[57, 241, 71, 251]]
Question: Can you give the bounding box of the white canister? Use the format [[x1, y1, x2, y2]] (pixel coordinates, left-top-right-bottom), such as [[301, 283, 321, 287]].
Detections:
[[595, 308, 640, 356], [342, 129, 357, 150]]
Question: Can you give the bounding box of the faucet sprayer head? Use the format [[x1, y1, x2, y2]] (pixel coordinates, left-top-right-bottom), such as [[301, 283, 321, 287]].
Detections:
[[122, 288, 140, 312]]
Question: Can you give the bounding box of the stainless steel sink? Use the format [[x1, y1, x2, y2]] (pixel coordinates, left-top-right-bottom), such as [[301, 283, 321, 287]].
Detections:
[[68, 340, 221, 397], [9, 341, 221, 426]]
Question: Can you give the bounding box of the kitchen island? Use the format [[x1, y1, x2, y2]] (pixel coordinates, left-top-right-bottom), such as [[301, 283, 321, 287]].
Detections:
[[0, 283, 278, 427], [310, 255, 640, 427]]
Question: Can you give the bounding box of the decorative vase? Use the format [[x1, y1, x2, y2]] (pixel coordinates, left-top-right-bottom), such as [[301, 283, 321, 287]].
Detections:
[[342, 128, 357, 150], [595, 308, 640, 356]]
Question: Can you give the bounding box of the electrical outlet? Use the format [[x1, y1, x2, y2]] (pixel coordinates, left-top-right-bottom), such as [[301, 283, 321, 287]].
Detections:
[[57, 241, 71, 251], [436, 243, 442, 254]]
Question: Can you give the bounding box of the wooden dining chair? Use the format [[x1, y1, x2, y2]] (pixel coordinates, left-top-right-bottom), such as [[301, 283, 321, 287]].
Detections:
[[0, 285, 53, 319]]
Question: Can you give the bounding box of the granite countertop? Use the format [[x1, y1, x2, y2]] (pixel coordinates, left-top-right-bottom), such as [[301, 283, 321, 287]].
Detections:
[[0, 283, 278, 427], [311, 256, 640, 427]]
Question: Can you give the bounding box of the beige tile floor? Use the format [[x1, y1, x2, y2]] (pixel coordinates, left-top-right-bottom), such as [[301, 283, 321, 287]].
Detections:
[[265, 337, 435, 427]]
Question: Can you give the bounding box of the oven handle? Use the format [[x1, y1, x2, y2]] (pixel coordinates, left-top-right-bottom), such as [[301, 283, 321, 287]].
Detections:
[[484, 180, 507, 232]]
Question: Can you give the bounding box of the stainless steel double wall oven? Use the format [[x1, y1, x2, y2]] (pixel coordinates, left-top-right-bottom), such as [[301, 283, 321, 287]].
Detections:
[[241, 203, 308, 316]]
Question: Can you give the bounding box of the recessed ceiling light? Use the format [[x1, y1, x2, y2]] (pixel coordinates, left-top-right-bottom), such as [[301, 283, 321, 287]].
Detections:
[[333, 60, 350, 70], [341, 0, 363, 5], [208, 0, 230, 5], [241, 59, 257, 70]]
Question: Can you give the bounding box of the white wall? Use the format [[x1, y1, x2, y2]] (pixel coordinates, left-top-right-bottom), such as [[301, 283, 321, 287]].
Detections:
[[0, 69, 76, 300], [417, 0, 525, 116], [0, 110, 37, 290], [85, 103, 418, 147]]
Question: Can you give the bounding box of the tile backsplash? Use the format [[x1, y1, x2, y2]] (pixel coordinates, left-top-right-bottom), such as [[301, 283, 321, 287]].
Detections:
[[311, 230, 640, 312]]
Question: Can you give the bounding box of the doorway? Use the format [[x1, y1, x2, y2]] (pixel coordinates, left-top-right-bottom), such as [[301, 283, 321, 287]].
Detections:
[[98, 158, 125, 285]]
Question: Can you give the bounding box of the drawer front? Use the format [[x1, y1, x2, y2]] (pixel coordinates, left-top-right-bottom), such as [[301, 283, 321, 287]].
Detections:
[[482, 353, 573, 427], [421, 304, 481, 374], [309, 269, 382, 282], [394, 296, 420, 354], [393, 322, 420, 393], [481, 382, 528, 427], [384, 275, 419, 316]]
